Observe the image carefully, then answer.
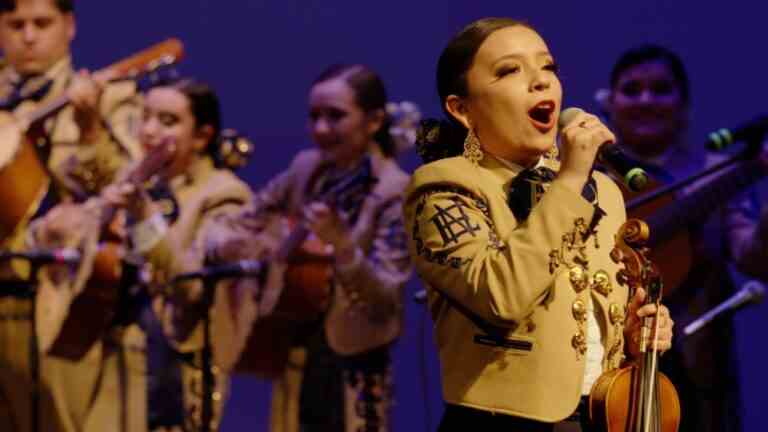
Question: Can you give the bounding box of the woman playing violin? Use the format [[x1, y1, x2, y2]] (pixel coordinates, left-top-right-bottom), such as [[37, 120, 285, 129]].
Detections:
[[404, 18, 673, 431]]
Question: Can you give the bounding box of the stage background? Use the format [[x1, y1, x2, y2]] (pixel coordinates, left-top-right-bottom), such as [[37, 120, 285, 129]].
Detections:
[[67, 1, 768, 430]]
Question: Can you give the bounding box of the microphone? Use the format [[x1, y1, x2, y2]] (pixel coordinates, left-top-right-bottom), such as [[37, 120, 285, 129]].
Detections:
[[171, 260, 264, 283], [705, 115, 768, 150], [559, 107, 649, 192], [0, 248, 81, 266], [683, 280, 765, 336]]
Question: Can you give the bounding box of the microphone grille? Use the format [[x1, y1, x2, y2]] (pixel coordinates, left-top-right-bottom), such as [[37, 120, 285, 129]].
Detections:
[[558, 107, 584, 130]]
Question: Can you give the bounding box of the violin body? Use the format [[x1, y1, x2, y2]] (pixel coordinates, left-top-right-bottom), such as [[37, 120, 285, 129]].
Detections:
[[590, 365, 680, 432], [589, 219, 681, 432]]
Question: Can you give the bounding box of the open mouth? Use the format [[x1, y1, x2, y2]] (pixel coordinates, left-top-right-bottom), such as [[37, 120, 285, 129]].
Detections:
[[528, 100, 556, 133]]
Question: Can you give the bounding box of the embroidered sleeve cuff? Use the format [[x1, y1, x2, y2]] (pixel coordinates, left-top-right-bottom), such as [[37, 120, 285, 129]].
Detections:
[[130, 213, 169, 255]]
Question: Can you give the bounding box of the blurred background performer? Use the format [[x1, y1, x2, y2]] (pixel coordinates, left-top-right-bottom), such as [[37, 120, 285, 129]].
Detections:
[[0, 0, 141, 430], [31, 78, 253, 431], [210, 64, 412, 432], [404, 18, 674, 431], [599, 44, 751, 432]]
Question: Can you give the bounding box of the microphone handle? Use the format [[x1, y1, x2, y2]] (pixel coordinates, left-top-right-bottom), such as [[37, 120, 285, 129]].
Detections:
[[598, 145, 649, 192]]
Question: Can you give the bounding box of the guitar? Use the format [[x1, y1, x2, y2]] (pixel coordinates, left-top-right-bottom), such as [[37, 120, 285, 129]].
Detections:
[[622, 153, 767, 298], [0, 38, 184, 245], [35, 140, 176, 360], [210, 159, 378, 375]]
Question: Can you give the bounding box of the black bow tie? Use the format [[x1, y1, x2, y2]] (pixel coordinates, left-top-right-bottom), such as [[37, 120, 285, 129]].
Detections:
[[0, 75, 53, 111], [507, 166, 598, 222]]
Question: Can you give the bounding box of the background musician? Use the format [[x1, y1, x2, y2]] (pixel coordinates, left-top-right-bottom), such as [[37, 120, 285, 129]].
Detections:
[[0, 0, 141, 430], [210, 63, 412, 432], [32, 78, 253, 431], [600, 44, 747, 432]]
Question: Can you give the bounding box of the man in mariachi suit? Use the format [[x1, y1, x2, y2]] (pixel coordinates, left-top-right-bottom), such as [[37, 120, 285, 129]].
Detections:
[[0, 1, 141, 431]]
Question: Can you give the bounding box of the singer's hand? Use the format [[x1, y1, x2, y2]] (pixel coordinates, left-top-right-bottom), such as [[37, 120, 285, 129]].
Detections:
[[557, 111, 616, 195], [624, 287, 674, 359]]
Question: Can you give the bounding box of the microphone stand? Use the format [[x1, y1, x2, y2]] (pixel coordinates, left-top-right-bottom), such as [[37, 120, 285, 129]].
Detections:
[[28, 262, 41, 432], [200, 277, 215, 432], [169, 263, 265, 432]]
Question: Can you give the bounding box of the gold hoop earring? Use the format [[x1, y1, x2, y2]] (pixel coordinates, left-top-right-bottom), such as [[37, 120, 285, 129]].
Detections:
[[463, 128, 483, 165]]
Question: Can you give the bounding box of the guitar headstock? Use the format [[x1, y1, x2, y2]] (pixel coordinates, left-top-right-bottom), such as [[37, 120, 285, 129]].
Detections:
[[96, 38, 184, 84], [386, 100, 422, 155], [610, 218, 664, 303], [127, 137, 176, 188]]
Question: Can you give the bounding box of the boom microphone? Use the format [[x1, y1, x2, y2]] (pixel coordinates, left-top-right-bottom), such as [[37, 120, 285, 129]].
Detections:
[[0, 249, 80, 266], [559, 107, 649, 192], [171, 260, 264, 283], [684, 280, 765, 336]]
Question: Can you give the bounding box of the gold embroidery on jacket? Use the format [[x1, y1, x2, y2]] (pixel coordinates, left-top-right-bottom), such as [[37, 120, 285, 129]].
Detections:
[[549, 217, 593, 274]]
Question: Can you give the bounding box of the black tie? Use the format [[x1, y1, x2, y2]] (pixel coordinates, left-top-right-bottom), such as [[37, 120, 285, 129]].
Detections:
[[507, 166, 598, 222], [0, 75, 53, 111]]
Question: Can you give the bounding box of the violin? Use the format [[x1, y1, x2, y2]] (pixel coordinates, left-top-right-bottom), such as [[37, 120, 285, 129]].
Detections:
[[589, 219, 681, 432]]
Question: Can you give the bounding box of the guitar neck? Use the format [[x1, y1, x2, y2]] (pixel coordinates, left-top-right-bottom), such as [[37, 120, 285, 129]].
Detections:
[[646, 159, 766, 245]]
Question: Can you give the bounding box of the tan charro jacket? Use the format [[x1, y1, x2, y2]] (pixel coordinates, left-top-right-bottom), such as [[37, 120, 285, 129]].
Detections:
[[403, 155, 629, 422], [250, 148, 410, 432], [248, 148, 412, 355]]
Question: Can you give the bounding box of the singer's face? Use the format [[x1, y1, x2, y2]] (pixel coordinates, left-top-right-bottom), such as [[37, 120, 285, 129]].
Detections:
[[0, 0, 74, 75], [140, 87, 212, 179], [308, 77, 382, 168], [609, 61, 687, 156], [456, 26, 562, 166]]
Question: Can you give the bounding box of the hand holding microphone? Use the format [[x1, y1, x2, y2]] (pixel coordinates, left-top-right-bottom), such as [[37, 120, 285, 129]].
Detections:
[[559, 107, 648, 192]]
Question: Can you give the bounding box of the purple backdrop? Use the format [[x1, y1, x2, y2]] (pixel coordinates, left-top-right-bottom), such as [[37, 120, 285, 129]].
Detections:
[[67, 1, 768, 430]]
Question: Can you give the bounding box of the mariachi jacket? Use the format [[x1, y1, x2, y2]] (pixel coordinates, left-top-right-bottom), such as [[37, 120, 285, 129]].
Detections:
[[403, 154, 629, 422]]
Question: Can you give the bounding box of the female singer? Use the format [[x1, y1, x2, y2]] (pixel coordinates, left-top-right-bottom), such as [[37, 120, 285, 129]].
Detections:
[[404, 18, 674, 431]]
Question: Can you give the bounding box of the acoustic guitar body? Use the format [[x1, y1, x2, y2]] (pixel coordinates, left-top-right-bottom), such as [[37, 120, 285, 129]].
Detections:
[[0, 112, 50, 244], [210, 215, 332, 377], [37, 241, 122, 360], [615, 174, 692, 299]]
